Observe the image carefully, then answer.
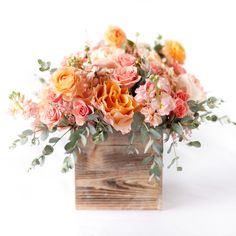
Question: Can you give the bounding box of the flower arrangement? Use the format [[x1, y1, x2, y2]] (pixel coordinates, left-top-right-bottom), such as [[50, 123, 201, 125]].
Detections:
[[9, 26, 235, 179]]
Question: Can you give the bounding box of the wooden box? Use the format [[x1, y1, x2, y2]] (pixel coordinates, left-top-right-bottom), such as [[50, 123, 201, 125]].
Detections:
[[75, 132, 162, 210]]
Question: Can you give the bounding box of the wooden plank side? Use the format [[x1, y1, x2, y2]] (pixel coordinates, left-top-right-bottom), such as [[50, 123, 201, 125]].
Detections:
[[75, 132, 162, 210]]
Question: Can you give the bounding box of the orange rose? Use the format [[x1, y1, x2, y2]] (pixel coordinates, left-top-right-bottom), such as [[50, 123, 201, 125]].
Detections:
[[162, 40, 186, 64], [52, 67, 79, 100], [93, 80, 138, 134], [104, 26, 127, 48]]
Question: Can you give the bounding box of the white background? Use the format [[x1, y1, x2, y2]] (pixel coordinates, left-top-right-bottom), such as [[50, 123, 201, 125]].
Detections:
[[0, 0, 236, 235]]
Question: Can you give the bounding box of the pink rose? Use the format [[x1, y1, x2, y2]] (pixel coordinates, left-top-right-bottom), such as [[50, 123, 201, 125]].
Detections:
[[72, 99, 93, 126], [116, 54, 136, 66], [40, 106, 62, 127], [176, 90, 189, 101], [112, 66, 141, 88]]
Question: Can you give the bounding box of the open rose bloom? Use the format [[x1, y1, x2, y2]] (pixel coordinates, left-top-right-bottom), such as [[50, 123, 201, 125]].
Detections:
[[9, 26, 232, 177]]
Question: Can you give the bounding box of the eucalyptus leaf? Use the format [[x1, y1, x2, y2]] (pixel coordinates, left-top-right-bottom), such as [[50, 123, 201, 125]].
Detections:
[[131, 112, 145, 131], [143, 156, 154, 165], [22, 129, 33, 136], [144, 138, 154, 153], [187, 141, 201, 148], [49, 137, 60, 143], [149, 128, 162, 139], [152, 142, 163, 155], [42, 145, 54, 155], [171, 123, 183, 135]]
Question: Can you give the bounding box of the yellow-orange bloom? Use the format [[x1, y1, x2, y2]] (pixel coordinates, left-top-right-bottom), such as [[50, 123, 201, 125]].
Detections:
[[93, 80, 138, 134], [104, 26, 127, 48], [52, 67, 79, 100], [162, 40, 186, 64]]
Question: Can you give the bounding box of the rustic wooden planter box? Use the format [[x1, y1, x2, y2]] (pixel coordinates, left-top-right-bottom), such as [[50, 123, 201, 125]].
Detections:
[[75, 132, 162, 210]]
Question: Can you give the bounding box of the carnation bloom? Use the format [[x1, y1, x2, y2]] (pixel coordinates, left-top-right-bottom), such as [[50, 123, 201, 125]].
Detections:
[[72, 99, 93, 126], [112, 66, 141, 88], [93, 80, 138, 134], [52, 67, 79, 100], [40, 106, 62, 128], [104, 26, 127, 48], [176, 73, 206, 102], [162, 40, 186, 64]]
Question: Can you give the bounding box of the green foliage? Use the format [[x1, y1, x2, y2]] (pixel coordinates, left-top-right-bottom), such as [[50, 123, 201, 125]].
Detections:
[[38, 59, 51, 72], [131, 112, 145, 131], [187, 141, 201, 148], [61, 156, 74, 173], [42, 145, 54, 155]]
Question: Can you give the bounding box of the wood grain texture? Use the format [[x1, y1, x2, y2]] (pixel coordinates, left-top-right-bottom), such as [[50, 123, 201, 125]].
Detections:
[[75, 132, 162, 210]]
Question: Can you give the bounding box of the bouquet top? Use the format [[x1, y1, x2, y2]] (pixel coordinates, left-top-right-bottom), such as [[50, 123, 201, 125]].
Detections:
[[9, 26, 231, 177]]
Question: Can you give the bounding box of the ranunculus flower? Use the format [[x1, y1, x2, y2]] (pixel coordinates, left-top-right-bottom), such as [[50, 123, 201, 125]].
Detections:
[[162, 40, 186, 64], [52, 67, 79, 100], [174, 99, 188, 118], [116, 54, 136, 67], [93, 80, 138, 134], [72, 99, 93, 126], [176, 73, 206, 102], [112, 66, 141, 88], [40, 106, 62, 127], [104, 26, 127, 48]]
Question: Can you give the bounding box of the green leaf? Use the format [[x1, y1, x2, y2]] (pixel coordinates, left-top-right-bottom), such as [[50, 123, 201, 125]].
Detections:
[[187, 141, 201, 148], [40, 129, 49, 141], [38, 59, 51, 72], [92, 131, 108, 144], [31, 158, 40, 167], [49, 137, 60, 143], [149, 128, 162, 139], [70, 129, 82, 143], [64, 141, 77, 153], [61, 156, 74, 173], [42, 145, 54, 155], [131, 112, 145, 131], [20, 137, 28, 145], [88, 124, 97, 135], [177, 166, 183, 171], [22, 129, 33, 136], [171, 123, 183, 135], [207, 97, 218, 109], [167, 142, 174, 154], [152, 142, 163, 155], [143, 156, 154, 165], [150, 165, 161, 177]]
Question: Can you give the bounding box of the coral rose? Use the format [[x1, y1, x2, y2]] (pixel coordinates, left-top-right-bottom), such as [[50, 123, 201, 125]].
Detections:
[[93, 80, 138, 134], [162, 40, 186, 64], [104, 26, 127, 48], [112, 66, 141, 88], [52, 67, 79, 100], [174, 99, 188, 118]]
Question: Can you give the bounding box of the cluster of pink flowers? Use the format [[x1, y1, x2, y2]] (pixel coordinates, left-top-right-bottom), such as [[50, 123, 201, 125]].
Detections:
[[10, 26, 206, 135]]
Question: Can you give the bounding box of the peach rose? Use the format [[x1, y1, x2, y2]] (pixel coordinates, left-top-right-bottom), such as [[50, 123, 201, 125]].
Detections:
[[162, 40, 186, 64], [40, 106, 62, 127], [52, 67, 79, 100], [112, 66, 141, 88], [176, 73, 206, 102], [72, 99, 93, 126], [104, 26, 127, 48], [93, 80, 138, 134]]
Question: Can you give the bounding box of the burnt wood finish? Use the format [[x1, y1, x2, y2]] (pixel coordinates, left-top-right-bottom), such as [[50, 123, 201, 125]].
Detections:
[[75, 132, 162, 210]]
